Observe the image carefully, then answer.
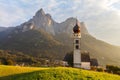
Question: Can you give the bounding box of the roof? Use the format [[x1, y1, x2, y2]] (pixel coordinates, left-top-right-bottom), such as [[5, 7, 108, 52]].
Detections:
[[73, 19, 81, 33], [81, 53, 90, 62], [90, 58, 98, 66]]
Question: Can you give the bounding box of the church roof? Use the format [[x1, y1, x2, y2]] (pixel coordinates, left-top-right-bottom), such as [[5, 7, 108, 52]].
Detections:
[[90, 58, 98, 66], [81, 53, 90, 62], [81, 53, 99, 66]]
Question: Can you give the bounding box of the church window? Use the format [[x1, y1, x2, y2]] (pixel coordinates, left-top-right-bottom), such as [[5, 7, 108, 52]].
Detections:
[[76, 45, 79, 49], [76, 40, 79, 44]]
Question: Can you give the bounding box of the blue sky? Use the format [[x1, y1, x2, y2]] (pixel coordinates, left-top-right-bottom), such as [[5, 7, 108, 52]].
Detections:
[[0, 0, 120, 46]]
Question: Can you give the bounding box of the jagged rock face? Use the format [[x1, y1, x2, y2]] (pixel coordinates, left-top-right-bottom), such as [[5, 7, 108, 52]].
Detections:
[[53, 18, 89, 36], [17, 8, 89, 36], [0, 8, 89, 37], [32, 9, 55, 35], [55, 18, 77, 35]]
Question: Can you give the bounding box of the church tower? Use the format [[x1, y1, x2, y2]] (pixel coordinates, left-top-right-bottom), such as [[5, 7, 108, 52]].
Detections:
[[73, 19, 81, 68]]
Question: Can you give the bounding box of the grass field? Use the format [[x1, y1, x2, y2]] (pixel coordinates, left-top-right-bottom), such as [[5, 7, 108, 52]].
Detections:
[[0, 65, 120, 80]]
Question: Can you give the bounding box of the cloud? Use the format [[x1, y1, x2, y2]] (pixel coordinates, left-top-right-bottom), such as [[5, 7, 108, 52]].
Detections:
[[0, 0, 41, 27], [0, 1, 27, 26], [73, 0, 120, 45], [0, 0, 120, 45]]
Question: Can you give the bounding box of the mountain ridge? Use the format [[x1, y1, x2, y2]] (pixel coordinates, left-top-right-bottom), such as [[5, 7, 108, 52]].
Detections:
[[0, 8, 120, 66]]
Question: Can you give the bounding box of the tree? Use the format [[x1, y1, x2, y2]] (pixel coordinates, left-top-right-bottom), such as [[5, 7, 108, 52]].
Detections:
[[0, 60, 2, 65], [106, 65, 120, 75], [64, 52, 73, 67], [6, 59, 14, 65], [97, 67, 104, 72]]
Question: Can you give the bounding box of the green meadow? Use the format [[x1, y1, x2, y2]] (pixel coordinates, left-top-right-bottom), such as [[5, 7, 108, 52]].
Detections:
[[0, 65, 120, 80]]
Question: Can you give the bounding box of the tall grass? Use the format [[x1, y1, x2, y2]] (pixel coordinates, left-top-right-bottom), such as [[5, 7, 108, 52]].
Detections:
[[0, 65, 120, 80], [0, 65, 48, 77]]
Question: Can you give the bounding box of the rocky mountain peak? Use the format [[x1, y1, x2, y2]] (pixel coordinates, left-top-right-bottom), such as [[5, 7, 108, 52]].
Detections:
[[16, 8, 89, 36], [35, 8, 45, 17], [33, 8, 54, 26], [32, 8, 55, 35], [46, 14, 52, 19], [55, 17, 89, 36]]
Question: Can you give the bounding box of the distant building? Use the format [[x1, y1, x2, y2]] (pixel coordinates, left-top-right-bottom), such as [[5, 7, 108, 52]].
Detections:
[[53, 60, 68, 67]]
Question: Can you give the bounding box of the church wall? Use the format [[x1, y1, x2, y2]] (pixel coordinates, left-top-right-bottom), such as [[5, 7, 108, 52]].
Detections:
[[73, 50, 81, 67], [81, 62, 91, 69]]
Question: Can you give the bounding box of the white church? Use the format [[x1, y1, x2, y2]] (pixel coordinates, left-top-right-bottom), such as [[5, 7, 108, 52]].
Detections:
[[73, 20, 98, 69]]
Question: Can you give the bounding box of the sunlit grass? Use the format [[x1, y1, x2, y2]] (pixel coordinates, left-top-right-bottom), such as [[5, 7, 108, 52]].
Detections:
[[0, 65, 48, 77], [0, 65, 120, 80]]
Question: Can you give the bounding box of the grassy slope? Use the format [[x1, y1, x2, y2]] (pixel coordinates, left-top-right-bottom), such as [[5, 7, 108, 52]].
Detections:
[[0, 65, 48, 77], [0, 30, 69, 59], [0, 65, 120, 80]]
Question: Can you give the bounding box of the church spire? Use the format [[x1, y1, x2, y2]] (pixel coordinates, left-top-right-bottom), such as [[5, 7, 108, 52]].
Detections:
[[73, 19, 81, 33]]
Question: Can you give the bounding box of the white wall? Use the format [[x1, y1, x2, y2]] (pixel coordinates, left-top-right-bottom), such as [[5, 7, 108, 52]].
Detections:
[[81, 62, 90, 70]]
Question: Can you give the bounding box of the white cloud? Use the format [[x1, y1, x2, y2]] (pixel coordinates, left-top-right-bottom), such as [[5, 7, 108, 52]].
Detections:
[[0, 0, 120, 45], [0, 0, 42, 27], [0, 1, 27, 26]]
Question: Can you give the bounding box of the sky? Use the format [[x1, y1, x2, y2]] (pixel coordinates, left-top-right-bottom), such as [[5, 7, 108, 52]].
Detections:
[[0, 0, 120, 46]]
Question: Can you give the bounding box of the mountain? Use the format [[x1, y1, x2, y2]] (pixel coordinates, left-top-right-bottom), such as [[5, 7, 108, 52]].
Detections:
[[0, 27, 7, 32], [81, 34, 120, 66], [0, 8, 120, 66], [0, 27, 15, 40], [0, 29, 70, 60]]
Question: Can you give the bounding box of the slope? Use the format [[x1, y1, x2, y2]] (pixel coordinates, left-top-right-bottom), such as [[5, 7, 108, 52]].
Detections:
[[0, 65, 120, 80], [81, 34, 120, 66], [0, 29, 70, 59], [0, 27, 7, 32]]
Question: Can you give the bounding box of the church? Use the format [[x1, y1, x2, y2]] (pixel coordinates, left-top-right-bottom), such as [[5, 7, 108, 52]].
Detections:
[[73, 20, 98, 69]]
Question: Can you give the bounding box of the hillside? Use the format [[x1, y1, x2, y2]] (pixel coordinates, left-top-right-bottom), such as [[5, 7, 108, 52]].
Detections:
[[0, 27, 7, 32], [0, 65, 47, 77], [0, 49, 46, 66], [81, 34, 120, 66], [0, 65, 120, 80], [0, 8, 120, 66], [0, 29, 70, 59]]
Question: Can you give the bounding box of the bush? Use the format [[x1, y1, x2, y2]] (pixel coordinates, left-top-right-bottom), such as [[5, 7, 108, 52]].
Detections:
[[106, 65, 120, 75], [6, 59, 14, 65], [97, 67, 104, 72], [91, 66, 97, 71]]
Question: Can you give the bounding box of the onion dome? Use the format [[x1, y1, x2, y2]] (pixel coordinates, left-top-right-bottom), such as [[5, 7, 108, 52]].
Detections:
[[73, 19, 80, 33]]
